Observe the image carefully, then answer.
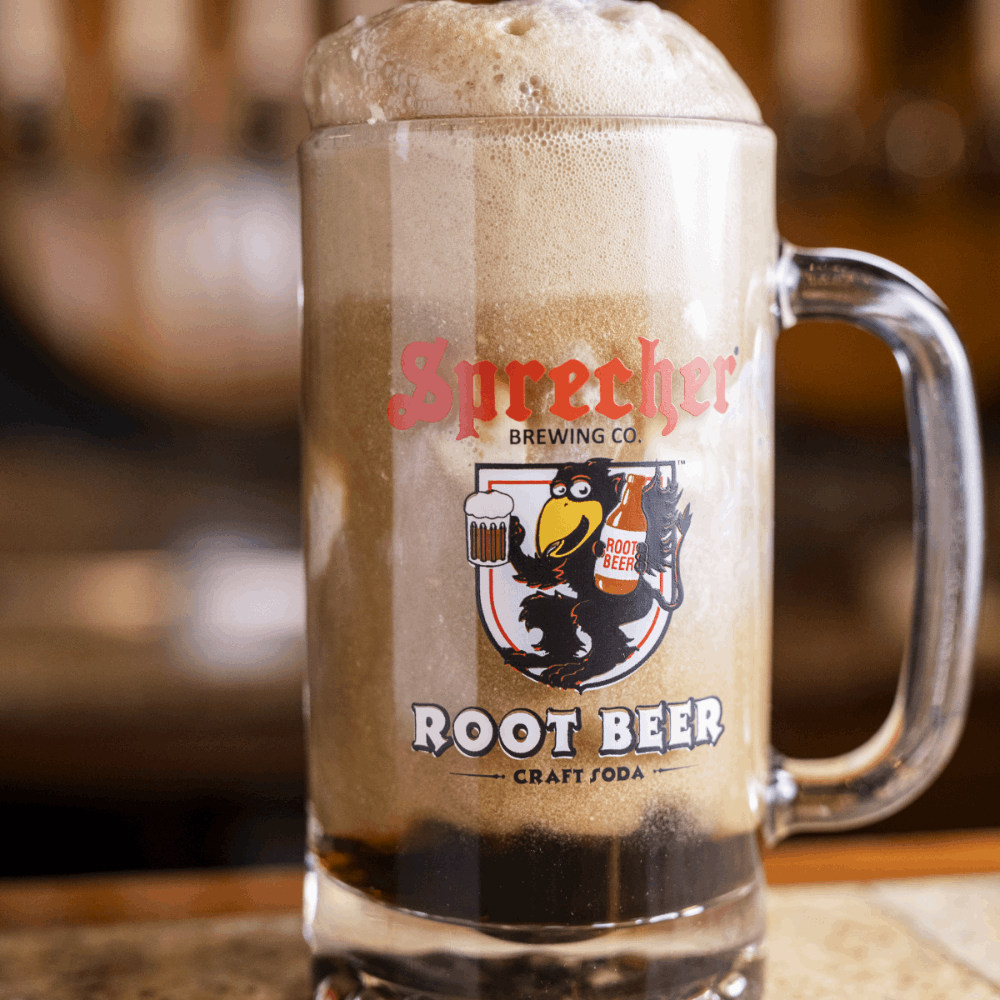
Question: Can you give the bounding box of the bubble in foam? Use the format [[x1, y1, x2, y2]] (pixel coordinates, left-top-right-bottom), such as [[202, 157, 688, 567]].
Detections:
[[303, 0, 761, 128]]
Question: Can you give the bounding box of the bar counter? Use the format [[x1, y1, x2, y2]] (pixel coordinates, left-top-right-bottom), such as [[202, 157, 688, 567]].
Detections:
[[1, 830, 998, 999]]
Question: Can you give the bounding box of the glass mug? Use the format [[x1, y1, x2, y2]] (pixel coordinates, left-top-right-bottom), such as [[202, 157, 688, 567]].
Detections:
[[300, 116, 982, 1000]]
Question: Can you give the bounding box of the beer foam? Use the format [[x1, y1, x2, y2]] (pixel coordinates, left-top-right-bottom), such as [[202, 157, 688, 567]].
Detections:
[[465, 490, 515, 518], [303, 0, 761, 128]]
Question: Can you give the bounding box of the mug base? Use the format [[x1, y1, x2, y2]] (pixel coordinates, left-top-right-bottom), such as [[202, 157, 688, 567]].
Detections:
[[313, 954, 764, 1000], [307, 861, 765, 1000]]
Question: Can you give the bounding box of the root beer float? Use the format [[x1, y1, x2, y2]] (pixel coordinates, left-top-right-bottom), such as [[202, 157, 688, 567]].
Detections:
[[301, 2, 775, 998], [301, 0, 986, 995]]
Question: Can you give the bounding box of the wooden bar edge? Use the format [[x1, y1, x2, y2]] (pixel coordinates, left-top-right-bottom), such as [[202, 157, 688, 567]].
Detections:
[[762, 827, 1000, 885], [0, 830, 997, 930]]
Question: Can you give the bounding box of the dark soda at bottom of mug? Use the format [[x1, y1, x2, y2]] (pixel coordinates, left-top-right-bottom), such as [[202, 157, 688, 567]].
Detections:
[[306, 816, 766, 1000]]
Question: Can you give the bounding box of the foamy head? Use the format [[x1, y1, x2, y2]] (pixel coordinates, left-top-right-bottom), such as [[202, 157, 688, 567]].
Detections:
[[465, 490, 515, 518], [303, 0, 761, 128]]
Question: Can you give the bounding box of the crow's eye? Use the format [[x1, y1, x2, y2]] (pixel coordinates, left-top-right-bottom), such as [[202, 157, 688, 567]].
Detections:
[[570, 481, 592, 499], [551, 483, 568, 497]]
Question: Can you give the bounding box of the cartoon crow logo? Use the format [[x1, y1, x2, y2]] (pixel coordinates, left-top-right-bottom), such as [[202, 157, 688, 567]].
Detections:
[[497, 458, 690, 691]]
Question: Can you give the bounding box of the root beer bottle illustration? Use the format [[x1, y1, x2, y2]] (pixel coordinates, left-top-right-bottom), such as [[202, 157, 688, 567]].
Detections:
[[595, 473, 647, 595]]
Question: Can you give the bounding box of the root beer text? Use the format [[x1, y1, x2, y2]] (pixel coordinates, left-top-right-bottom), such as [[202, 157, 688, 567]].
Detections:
[[412, 697, 724, 760], [388, 337, 738, 440]]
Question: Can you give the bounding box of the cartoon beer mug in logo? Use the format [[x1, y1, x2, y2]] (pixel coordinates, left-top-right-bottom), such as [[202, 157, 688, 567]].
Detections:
[[464, 490, 514, 567]]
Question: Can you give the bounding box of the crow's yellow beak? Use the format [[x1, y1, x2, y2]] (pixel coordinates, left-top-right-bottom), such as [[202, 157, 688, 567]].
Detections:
[[536, 498, 604, 558]]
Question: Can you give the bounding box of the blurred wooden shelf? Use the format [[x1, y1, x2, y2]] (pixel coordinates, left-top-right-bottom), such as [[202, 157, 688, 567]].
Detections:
[[763, 828, 1000, 884]]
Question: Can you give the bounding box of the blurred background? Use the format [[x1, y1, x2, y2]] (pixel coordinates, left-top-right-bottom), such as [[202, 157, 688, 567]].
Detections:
[[0, 0, 997, 880]]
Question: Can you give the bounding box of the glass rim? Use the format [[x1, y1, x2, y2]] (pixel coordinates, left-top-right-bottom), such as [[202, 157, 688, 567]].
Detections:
[[303, 113, 775, 138]]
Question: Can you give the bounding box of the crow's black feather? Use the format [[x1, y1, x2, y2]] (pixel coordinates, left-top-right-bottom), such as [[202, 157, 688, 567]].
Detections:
[[637, 470, 684, 576]]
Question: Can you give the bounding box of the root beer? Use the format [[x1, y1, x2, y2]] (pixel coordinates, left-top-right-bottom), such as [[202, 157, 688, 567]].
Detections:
[[301, 1, 776, 997], [470, 522, 506, 564], [595, 473, 647, 595]]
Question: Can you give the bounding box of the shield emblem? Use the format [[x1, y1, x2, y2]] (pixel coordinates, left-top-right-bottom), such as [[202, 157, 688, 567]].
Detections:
[[469, 460, 686, 692]]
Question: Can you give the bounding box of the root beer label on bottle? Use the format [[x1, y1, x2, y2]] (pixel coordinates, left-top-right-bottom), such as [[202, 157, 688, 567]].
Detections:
[[595, 473, 648, 595]]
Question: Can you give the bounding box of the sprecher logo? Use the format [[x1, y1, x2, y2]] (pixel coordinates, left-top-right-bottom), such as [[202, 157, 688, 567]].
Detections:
[[387, 337, 738, 440], [464, 459, 690, 692]]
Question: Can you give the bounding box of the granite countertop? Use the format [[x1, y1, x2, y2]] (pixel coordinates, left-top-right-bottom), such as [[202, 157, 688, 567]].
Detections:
[[767, 876, 1000, 999], [1, 874, 998, 1000]]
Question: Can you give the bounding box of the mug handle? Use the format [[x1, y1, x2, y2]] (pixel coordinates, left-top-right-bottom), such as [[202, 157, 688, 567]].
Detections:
[[764, 241, 985, 844]]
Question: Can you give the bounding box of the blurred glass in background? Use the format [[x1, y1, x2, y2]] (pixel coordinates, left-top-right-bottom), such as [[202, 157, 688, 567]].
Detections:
[[0, 0, 998, 879]]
